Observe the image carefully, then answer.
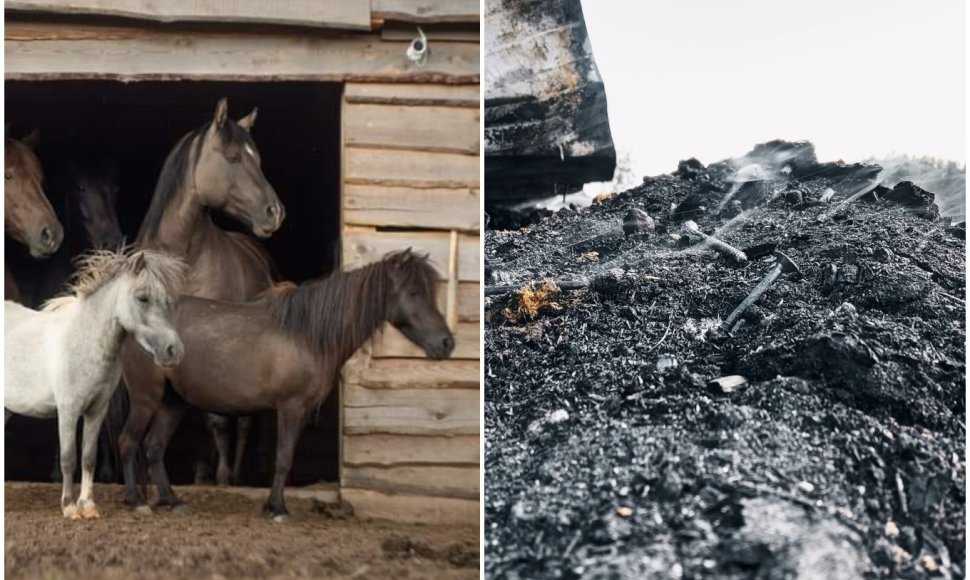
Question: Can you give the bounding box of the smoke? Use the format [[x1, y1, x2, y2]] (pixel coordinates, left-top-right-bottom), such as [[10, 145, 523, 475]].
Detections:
[[867, 155, 966, 223]]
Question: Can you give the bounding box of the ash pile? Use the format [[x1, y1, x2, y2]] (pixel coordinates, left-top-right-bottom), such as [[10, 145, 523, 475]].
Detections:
[[484, 141, 965, 579]]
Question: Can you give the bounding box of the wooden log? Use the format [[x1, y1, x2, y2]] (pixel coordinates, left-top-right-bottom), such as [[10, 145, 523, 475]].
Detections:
[[345, 83, 479, 108], [341, 488, 479, 525], [343, 433, 479, 465], [5, 22, 480, 83], [484, 0, 615, 203], [343, 465, 479, 499], [6, 0, 371, 30], [373, 321, 478, 359], [344, 102, 480, 155], [344, 184, 479, 232], [371, 0, 480, 23], [343, 228, 480, 282], [343, 385, 479, 435], [353, 358, 479, 389], [345, 147, 479, 189]]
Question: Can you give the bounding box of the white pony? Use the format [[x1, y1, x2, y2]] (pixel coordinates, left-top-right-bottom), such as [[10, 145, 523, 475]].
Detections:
[[5, 249, 185, 519]]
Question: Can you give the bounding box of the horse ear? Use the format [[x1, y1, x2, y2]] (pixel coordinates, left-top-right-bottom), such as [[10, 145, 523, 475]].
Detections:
[[238, 108, 257, 132], [132, 252, 147, 274], [213, 98, 229, 129], [22, 129, 40, 149]]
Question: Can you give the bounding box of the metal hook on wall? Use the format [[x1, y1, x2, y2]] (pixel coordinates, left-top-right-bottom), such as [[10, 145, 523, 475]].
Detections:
[[406, 26, 429, 67]]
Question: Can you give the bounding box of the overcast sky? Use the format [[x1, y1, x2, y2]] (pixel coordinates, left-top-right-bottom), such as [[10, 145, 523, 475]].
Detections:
[[581, 0, 966, 177]]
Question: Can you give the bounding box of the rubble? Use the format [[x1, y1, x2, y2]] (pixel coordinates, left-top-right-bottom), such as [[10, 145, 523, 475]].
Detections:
[[485, 141, 964, 579]]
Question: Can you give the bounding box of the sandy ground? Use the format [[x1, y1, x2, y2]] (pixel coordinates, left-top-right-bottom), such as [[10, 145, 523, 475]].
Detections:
[[5, 483, 479, 580]]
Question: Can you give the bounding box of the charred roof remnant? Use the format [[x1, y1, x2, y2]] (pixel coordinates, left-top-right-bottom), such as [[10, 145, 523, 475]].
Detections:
[[484, 0, 616, 205]]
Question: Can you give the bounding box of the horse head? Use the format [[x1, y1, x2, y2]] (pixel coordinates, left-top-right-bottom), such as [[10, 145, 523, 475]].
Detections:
[[193, 98, 284, 239], [5, 129, 64, 257], [384, 250, 455, 360]]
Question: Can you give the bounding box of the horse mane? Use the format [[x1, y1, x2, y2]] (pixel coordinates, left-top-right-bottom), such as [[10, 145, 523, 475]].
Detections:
[[42, 247, 185, 311], [139, 118, 258, 242], [267, 250, 438, 354]]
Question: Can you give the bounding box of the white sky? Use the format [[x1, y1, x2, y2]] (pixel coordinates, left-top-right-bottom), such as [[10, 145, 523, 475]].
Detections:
[[581, 0, 966, 177]]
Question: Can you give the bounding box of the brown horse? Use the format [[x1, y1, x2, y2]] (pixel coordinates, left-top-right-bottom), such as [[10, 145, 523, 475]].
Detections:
[[4, 129, 64, 300], [119, 250, 455, 520], [135, 98, 284, 485]]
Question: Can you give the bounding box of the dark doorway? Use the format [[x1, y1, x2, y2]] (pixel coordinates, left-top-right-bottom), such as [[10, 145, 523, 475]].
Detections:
[[5, 80, 343, 486]]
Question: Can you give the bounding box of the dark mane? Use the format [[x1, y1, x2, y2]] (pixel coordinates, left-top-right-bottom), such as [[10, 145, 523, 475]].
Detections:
[[138, 120, 257, 242], [267, 250, 438, 355]]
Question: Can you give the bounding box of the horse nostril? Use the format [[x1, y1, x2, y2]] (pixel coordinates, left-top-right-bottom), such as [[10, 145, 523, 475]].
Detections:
[[41, 227, 53, 245], [166, 344, 177, 359], [266, 204, 277, 218], [442, 336, 455, 352]]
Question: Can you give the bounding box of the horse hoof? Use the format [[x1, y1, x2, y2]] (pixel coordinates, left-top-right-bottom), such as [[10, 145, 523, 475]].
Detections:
[[133, 505, 153, 516], [271, 514, 290, 523], [80, 504, 101, 519], [63, 504, 82, 520], [172, 504, 191, 515]]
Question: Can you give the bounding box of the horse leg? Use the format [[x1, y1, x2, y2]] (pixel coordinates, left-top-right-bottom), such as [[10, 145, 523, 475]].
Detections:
[[145, 403, 187, 511], [206, 413, 233, 486], [77, 397, 110, 519], [230, 416, 253, 485], [263, 403, 306, 522], [96, 426, 114, 482], [57, 409, 81, 519], [119, 402, 155, 512]]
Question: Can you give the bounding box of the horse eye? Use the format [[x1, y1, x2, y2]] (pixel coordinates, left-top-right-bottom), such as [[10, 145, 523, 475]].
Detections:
[[136, 294, 149, 304], [4, 172, 11, 180]]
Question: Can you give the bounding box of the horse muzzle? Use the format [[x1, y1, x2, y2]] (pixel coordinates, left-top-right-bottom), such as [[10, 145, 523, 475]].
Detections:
[[425, 334, 456, 361], [29, 223, 64, 258], [253, 202, 285, 238], [153, 339, 185, 368]]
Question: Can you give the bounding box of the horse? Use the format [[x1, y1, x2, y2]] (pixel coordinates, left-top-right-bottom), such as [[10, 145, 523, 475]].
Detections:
[[5, 248, 185, 519], [28, 155, 125, 484], [119, 250, 456, 521], [4, 128, 64, 301], [134, 97, 284, 486]]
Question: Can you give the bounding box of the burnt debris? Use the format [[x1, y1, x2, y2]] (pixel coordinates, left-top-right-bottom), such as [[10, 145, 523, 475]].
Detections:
[[485, 140, 965, 579]]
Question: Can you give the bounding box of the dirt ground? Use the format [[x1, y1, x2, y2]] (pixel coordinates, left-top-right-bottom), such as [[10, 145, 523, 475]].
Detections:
[[484, 142, 965, 578], [5, 483, 479, 580]]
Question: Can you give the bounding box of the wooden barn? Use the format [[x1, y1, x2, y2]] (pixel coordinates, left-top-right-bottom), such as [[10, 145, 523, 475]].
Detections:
[[4, 1, 480, 525]]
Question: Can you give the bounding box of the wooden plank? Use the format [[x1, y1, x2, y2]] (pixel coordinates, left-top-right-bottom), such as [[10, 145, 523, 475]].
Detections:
[[373, 321, 478, 359], [345, 83, 479, 107], [449, 282, 479, 323], [343, 228, 479, 282], [343, 465, 478, 499], [4, 22, 480, 83], [344, 184, 479, 232], [343, 434, 479, 465], [355, 358, 479, 389], [446, 230, 459, 331], [6, 0, 370, 30], [344, 103, 479, 154], [343, 385, 479, 435], [341, 488, 479, 526], [372, 0, 480, 23], [381, 22, 479, 43], [345, 148, 479, 189]]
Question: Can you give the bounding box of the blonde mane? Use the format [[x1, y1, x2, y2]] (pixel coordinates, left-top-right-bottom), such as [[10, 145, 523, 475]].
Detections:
[[41, 248, 185, 312]]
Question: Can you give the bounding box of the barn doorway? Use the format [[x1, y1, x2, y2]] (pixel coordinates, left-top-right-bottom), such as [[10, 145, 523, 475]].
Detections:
[[4, 80, 343, 487]]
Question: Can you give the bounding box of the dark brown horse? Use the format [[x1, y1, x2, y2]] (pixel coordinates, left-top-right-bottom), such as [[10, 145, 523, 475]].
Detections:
[[135, 98, 283, 485], [119, 250, 455, 520], [4, 129, 64, 301]]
